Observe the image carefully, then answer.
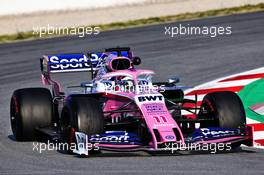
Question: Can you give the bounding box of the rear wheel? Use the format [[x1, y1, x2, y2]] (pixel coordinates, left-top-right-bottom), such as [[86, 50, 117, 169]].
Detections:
[[200, 91, 246, 128], [60, 96, 104, 153], [10, 88, 53, 141]]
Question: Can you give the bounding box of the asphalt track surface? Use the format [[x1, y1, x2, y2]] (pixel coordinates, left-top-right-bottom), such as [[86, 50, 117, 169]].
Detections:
[[0, 12, 264, 175]]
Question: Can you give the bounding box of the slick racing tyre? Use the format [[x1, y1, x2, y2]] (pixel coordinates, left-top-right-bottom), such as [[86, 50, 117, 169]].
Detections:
[[200, 91, 246, 128], [10, 88, 53, 141], [61, 96, 104, 152]]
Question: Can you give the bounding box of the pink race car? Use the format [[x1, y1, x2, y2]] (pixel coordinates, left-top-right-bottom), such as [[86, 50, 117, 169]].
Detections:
[[10, 47, 253, 156]]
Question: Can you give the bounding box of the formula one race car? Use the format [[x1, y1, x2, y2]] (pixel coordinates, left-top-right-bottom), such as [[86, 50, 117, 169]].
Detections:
[[10, 47, 253, 156]]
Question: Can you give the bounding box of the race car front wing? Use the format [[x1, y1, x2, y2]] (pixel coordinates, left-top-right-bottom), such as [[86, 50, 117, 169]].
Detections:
[[72, 126, 253, 156]]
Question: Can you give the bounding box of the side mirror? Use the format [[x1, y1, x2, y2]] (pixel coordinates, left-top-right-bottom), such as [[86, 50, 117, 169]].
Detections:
[[133, 57, 141, 65], [168, 76, 180, 84]]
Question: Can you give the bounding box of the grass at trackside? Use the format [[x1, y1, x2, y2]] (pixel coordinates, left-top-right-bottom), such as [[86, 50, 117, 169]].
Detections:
[[1, 3, 264, 43], [99, 3, 264, 30]]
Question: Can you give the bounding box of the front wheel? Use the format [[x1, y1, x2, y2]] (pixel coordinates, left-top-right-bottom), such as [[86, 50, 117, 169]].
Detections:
[[60, 96, 104, 153], [199, 91, 246, 128]]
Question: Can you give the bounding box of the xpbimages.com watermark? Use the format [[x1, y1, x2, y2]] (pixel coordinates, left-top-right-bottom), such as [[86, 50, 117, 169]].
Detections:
[[103, 84, 166, 95], [164, 142, 232, 154], [32, 141, 232, 154], [32, 24, 100, 38], [32, 140, 99, 153], [164, 24, 232, 38]]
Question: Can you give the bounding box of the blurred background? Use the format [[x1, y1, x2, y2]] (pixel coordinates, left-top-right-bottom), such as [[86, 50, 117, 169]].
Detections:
[[0, 0, 263, 36]]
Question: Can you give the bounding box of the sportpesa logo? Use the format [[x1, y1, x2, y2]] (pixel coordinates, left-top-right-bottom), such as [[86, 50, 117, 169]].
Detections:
[[48, 54, 100, 72], [200, 128, 236, 138]]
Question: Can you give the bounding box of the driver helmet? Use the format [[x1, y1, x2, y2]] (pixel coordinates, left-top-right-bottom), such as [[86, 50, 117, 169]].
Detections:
[[105, 54, 132, 72]]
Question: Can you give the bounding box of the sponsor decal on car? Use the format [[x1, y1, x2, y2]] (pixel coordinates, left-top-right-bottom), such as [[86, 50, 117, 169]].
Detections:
[[48, 54, 100, 72], [144, 104, 168, 115], [138, 95, 163, 102], [145, 104, 164, 112], [135, 95, 165, 105], [46, 51, 130, 73], [200, 128, 236, 138], [89, 131, 141, 144], [192, 128, 239, 142], [165, 135, 175, 140]]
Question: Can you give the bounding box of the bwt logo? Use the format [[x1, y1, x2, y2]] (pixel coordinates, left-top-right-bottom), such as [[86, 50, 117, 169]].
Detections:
[[138, 95, 163, 102]]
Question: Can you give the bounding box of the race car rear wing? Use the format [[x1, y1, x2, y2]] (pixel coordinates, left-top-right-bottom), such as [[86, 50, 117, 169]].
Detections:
[[41, 52, 131, 74], [40, 47, 134, 96], [40, 53, 101, 74]]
